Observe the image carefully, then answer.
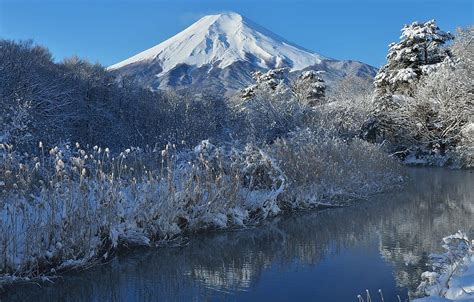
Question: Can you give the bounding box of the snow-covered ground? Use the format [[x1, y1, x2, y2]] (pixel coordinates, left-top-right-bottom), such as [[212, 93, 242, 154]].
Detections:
[[414, 231, 474, 301]]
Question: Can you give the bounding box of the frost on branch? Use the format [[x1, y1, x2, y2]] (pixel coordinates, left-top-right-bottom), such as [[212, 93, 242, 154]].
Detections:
[[416, 231, 473, 299]]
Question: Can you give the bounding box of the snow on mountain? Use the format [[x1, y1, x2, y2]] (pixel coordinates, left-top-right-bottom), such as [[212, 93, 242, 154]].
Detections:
[[109, 12, 377, 92], [109, 12, 325, 73]]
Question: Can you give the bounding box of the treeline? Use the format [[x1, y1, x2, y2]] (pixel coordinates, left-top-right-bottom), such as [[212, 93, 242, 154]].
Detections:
[[0, 40, 227, 151]]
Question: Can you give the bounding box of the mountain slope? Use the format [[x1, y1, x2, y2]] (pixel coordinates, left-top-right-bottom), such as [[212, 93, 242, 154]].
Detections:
[[109, 12, 377, 92]]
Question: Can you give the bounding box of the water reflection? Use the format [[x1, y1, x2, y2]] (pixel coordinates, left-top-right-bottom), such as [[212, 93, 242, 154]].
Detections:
[[3, 168, 473, 302], [377, 168, 474, 295]]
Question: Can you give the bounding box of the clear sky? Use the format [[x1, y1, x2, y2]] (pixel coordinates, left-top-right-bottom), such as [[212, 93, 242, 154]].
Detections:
[[0, 0, 472, 67]]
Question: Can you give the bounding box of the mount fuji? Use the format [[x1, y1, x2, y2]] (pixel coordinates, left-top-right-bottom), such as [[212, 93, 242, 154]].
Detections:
[[109, 12, 377, 93]]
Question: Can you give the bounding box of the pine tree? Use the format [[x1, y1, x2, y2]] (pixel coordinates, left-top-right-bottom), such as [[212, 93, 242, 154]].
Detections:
[[374, 20, 453, 98], [241, 68, 288, 100], [292, 70, 326, 106], [363, 20, 454, 147]]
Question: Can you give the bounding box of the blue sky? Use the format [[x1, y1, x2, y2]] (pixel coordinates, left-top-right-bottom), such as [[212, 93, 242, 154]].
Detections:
[[0, 0, 472, 67]]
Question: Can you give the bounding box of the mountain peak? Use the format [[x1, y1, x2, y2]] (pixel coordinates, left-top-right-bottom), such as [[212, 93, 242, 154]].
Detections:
[[208, 11, 243, 19], [192, 12, 244, 27], [108, 13, 325, 73]]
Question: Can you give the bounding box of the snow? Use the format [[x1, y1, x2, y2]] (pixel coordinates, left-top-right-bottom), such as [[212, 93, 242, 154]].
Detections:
[[415, 269, 474, 302], [414, 232, 474, 302], [0, 136, 402, 284], [445, 258, 474, 299], [108, 12, 326, 73]]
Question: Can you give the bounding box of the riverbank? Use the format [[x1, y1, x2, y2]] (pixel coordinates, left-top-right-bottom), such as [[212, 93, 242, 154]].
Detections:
[[0, 137, 402, 286]]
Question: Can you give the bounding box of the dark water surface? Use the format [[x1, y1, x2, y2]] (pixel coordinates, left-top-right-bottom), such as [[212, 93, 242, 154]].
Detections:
[[3, 168, 474, 302]]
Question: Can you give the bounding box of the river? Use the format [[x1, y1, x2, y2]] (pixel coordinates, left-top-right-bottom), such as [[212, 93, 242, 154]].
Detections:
[[3, 168, 474, 302]]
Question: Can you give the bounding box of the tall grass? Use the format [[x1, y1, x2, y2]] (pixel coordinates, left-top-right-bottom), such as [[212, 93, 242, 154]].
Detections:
[[0, 133, 402, 282], [270, 130, 403, 209]]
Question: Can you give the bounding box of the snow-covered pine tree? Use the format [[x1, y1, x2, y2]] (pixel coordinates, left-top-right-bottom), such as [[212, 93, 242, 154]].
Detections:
[[241, 68, 288, 100], [363, 20, 454, 148], [292, 70, 326, 106], [374, 20, 454, 99], [364, 24, 473, 166]]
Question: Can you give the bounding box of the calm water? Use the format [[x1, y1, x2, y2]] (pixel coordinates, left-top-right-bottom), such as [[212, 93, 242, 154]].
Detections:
[[3, 168, 474, 302]]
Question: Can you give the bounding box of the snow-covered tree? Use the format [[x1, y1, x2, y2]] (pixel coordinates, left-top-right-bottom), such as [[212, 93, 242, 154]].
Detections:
[[374, 20, 454, 98], [317, 76, 374, 139], [364, 26, 472, 166], [241, 68, 288, 100], [235, 68, 305, 142], [291, 70, 326, 106]]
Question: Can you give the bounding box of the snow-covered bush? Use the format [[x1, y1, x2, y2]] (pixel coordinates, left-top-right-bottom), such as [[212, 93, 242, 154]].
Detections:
[[233, 68, 307, 143], [415, 231, 473, 300], [318, 76, 374, 139], [0, 140, 288, 281], [268, 129, 402, 209], [234, 67, 332, 143], [453, 123, 474, 168], [410, 54, 473, 166]]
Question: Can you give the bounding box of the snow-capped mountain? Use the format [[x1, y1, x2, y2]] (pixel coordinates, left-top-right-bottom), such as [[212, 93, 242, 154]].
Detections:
[[109, 12, 377, 93]]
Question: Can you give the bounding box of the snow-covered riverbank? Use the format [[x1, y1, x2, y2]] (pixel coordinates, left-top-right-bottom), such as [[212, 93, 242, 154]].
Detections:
[[0, 136, 402, 285]]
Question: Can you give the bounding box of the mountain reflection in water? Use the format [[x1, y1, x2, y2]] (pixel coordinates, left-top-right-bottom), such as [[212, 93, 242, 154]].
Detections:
[[4, 168, 473, 302]]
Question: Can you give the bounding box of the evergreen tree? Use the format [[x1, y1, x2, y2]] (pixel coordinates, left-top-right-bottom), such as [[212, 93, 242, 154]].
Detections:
[[292, 70, 326, 106], [364, 24, 472, 166], [374, 20, 453, 98], [241, 68, 288, 100]]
